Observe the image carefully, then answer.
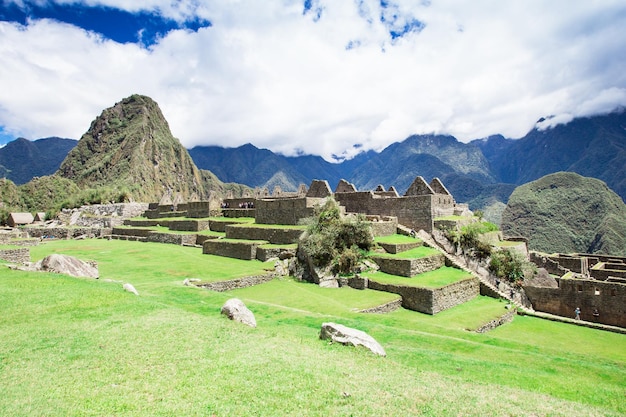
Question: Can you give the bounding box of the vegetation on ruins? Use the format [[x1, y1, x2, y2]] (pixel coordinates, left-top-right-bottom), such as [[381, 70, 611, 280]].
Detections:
[[444, 220, 497, 260], [488, 249, 526, 288], [502, 172, 626, 256], [0, 238, 624, 416], [299, 198, 374, 275]]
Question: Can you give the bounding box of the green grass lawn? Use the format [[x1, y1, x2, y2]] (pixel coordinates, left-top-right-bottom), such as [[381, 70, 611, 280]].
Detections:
[[0, 238, 624, 416], [362, 266, 472, 288]]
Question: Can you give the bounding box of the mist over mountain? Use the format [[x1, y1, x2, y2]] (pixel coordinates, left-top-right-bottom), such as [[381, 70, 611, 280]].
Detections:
[[0, 137, 77, 185], [475, 110, 626, 200]]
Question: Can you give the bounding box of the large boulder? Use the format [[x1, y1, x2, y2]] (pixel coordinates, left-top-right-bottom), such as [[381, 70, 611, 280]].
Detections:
[[319, 322, 386, 356], [36, 254, 99, 278], [220, 298, 257, 328]]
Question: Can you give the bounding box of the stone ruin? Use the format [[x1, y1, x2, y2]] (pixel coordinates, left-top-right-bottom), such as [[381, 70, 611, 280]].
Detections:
[[526, 252, 626, 328]]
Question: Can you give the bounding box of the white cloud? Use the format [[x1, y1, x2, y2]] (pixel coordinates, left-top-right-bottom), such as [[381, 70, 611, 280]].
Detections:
[[1, 0, 626, 160]]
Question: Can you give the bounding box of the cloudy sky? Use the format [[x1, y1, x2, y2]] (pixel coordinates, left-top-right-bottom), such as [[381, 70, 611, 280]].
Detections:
[[1, 0, 625, 160]]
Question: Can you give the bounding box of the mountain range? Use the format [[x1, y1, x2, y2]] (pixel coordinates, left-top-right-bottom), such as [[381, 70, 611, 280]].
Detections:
[[2, 104, 625, 208]]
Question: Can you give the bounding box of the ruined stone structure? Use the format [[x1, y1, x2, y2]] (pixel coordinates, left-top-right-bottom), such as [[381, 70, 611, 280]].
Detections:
[[527, 252, 626, 327], [219, 176, 465, 233]]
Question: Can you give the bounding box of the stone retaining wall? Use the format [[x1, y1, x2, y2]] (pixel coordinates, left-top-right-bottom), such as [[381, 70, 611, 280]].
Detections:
[[366, 276, 479, 314], [26, 227, 112, 239], [368, 218, 398, 237], [256, 246, 296, 262], [196, 273, 275, 291], [203, 239, 269, 260], [168, 220, 210, 232], [431, 278, 480, 314], [371, 253, 444, 277], [0, 247, 30, 264], [225, 225, 304, 244], [223, 208, 255, 218], [124, 219, 172, 227], [378, 240, 423, 254], [358, 299, 402, 313], [475, 309, 516, 333], [111, 227, 154, 238], [208, 219, 246, 233], [146, 232, 198, 246]]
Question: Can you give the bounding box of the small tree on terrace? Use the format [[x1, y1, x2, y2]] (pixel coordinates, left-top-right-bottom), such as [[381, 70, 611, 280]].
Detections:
[[300, 198, 374, 275]]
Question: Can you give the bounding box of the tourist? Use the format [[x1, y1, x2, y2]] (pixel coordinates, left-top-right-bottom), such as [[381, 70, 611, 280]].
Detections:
[[575, 307, 581, 320]]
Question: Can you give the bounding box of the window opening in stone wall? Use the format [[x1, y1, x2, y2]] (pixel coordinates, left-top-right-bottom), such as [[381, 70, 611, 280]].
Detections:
[[611, 288, 616, 296], [577, 284, 583, 292], [594, 288, 600, 295]]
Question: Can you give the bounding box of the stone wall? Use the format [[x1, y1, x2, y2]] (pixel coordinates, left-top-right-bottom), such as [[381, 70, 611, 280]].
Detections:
[[366, 276, 479, 314], [378, 240, 422, 254], [431, 278, 480, 314], [124, 219, 172, 227], [0, 247, 29, 264], [79, 203, 149, 218], [590, 263, 626, 281], [112, 227, 154, 238], [196, 273, 276, 291], [524, 278, 626, 328], [168, 219, 210, 232], [475, 309, 516, 333], [367, 216, 397, 237], [371, 253, 444, 277], [146, 232, 197, 246], [223, 208, 255, 218], [256, 245, 296, 262], [203, 239, 269, 260], [225, 225, 304, 244], [530, 252, 568, 276], [254, 197, 322, 225], [335, 192, 443, 232], [26, 227, 112, 239]]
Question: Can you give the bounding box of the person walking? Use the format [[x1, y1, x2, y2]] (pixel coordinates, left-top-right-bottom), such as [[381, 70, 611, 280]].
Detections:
[[575, 307, 581, 320]]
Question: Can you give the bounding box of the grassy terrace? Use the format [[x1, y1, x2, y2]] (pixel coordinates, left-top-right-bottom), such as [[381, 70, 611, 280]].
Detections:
[[361, 266, 472, 288], [0, 238, 624, 416], [371, 245, 440, 259], [226, 222, 307, 230], [374, 234, 422, 244], [114, 225, 224, 237]]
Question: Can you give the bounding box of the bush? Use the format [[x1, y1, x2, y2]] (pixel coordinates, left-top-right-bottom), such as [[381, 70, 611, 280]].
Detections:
[[489, 249, 524, 287], [300, 199, 373, 275]]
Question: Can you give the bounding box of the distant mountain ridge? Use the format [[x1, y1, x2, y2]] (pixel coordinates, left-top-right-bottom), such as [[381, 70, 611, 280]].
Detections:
[[3, 105, 625, 208], [0, 137, 77, 184]]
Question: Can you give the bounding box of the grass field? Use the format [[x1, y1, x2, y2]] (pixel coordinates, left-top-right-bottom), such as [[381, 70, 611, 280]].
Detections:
[[0, 239, 625, 416]]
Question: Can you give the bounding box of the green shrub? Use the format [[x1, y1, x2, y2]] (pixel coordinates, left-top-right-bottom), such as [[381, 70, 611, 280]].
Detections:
[[489, 249, 524, 287], [300, 199, 373, 275]]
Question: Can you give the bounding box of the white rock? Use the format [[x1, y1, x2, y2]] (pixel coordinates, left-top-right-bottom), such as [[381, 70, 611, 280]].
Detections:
[[123, 283, 139, 296]]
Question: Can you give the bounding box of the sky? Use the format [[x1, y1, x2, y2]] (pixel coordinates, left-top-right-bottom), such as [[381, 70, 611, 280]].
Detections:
[[1, 1, 625, 160]]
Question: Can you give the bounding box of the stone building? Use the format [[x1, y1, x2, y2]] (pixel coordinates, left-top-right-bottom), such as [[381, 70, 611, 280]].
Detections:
[[527, 252, 626, 327], [7, 212, 34, 228]]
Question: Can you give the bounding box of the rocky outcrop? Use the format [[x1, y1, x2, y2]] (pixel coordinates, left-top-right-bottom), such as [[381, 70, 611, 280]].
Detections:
[[35, 254, 99, 278], [319, 322, 386, 356], [221, 298, 257, 328]]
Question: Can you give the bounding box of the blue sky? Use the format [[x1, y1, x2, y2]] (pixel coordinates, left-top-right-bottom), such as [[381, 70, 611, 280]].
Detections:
[[1, 0, 625, 160]]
